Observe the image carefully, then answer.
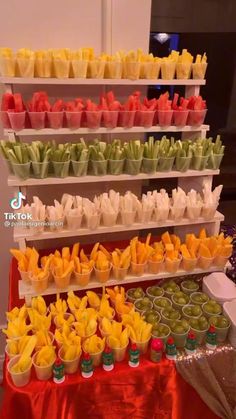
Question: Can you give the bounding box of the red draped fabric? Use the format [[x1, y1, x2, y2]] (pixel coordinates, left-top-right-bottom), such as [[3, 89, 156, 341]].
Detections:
[[1, 356, 219, 419]]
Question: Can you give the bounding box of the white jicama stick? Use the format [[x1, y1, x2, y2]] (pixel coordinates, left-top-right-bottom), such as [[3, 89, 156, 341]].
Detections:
[[109, 190, 120, 213], [186, 189, 202, 220], [61, 194, 74, 215], [54, 200, 64, 218], [67, 207, 82, 217], [170, 187, 187, 220], [75, 196, 83, 209], [61, 194, 73, 207]]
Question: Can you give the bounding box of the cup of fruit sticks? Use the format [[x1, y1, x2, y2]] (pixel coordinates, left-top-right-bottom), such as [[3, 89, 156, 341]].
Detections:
[[148, 257, 165, 274], [160, 59, 176, 80], [8, 111, 26, 131], [71, 60, 88, 78], [123, 61, 140, 80], [192, 53, 207, 79], [16, 56, 35, 77], [176, 62, 192, 79], [88, 59, 106, 78], [53, 58, 70, 78], [28, 112, 46, 130], [1, 111, 11, 129], [136, 110, 155, 128], [165, 256, 182, 274], [65, 111, 82, 130], [140, 60, 161, 79], [66, 210, 83, 230], [58, 347, 81, 374], [108, 159, 125, 175], [173, 110, 189, 126], [105, 61, 122, 79], [94, 265, 111, 283], [102, 110, 119, 128], [130, 336, 150, 355], [131, 261, 147, 277], [7, 355, 32, 387], [71, 160, 88, 177], [0, 49, 16, 76], [35, 52, 52, 77], [118, 110, 136, 128], [47, 111, 64, 129], [188, 109, 207, 126]]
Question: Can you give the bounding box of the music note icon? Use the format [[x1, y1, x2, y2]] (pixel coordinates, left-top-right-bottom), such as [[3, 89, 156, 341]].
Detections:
[[10, 192, 26, 210]]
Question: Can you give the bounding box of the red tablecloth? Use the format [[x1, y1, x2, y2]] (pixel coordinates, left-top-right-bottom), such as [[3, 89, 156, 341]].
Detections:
[[1, 354, 219, 419], [1, 246, 220, 419]]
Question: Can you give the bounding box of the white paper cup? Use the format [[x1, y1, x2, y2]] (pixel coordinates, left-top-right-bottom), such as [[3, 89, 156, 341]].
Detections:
[[214, 255, 229, 268], [105, 61, 122, 79], [131, 261, 147, 276], [192, 62, 208, 79], [137, 209, 153, 223], [198, 255, 214, 270], [160, 60, 176, 79], [112, 265, 128, 280], [186, 205, 202, 220], [94, 265, 111, 283], [53, 59, 70, 78], [33, 352, 56, 380], [30, 271, 49, 294], [71, 60, 88, 78], [49, 216, 65, 232], [0, 57, 16, 76], [171, 324, 190, 348], [130, 337, 150, 354], [74, 269, 92, 286], [102, 212, 118, 227], [112, 344, 128, 362], [66, 213, 82, 230], [148, 258, 164, 274], [121, 211, 136, 226], [8, 355, 32, 387], [170, 206, 186, 220], [123, 62, 140, 80], [5, 343, 18, 359], [53, 270, 72, 289], [58, 347, 81, 374], [88, 60, 105, 79], [18, 269, 31, 284], [154, 207, 169, 222], [182, 257, 198, 272], [85, 213, 101, 230], [16, 58, 35, 77], [165, 257, 181, 274], [201, 205, 218, 220]]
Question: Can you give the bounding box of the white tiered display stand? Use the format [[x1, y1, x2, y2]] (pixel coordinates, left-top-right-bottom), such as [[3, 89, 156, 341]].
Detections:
[[0, 76, 225, 304]]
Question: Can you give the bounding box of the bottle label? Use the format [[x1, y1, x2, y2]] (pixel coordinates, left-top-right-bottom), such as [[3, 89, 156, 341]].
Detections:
[[53, 364, 64, 380], [150, 349, 162, 363], [103, 353, 113, 366], [130, 352, 139, 364]]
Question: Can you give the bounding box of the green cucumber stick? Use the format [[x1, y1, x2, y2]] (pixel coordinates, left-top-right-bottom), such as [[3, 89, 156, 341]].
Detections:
[[6, 149, 19, 164], [13, 145, 23, 163]]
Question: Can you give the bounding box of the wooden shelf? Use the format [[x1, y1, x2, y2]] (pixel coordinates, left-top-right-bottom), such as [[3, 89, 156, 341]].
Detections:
[[0, 77, 206, 86], [8, 169, 219, 187], [13, 211, 224, 242], [19, 264, 226, 301], [4, 124, 210, 136]]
